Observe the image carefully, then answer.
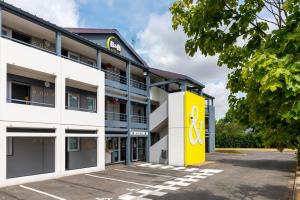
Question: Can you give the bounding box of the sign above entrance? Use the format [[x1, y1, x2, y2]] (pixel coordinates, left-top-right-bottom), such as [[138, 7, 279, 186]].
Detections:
[[130, 130, 148, 136], [107, 36, 122, 53]]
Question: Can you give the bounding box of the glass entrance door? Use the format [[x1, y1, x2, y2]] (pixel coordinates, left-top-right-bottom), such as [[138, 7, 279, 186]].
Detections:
[[131, 138, 138, 161], [138, 137, 146, 161], [112, 137, 119, 163], [120, 138, 126, 162], [131, 137, 146, 161]]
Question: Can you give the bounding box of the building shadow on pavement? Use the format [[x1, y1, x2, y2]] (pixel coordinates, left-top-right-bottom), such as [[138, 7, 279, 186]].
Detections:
[[218, 159, 296, 173], [157, 184, 291, 200]]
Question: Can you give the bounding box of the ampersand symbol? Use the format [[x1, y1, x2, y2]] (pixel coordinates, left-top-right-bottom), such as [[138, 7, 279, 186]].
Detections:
[[189, 105, 204, 145]]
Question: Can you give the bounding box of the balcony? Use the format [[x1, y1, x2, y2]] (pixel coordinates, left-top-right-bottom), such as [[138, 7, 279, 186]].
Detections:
[[131, 115, 147, 129], [105, 112, 127, 129], [3, 65, 58, 124], [102, 70, 128, 91], [130, 79, 147, 96]]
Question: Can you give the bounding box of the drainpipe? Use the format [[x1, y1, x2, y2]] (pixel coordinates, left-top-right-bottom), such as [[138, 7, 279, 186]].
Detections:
[[126, 62, 131, 165], [56, 31, 61, 57], [146, 73, 151, 162]]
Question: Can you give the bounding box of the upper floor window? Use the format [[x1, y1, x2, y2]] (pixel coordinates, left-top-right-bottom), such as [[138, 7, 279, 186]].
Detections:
[[87, 96, 96, 112], [12, 31, 31, 44], [68, 52, 80, 61], [2, 27, 12, 37], [68, 93, 80, 109]]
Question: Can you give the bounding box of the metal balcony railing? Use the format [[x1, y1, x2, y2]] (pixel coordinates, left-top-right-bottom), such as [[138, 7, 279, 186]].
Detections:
[[62, 56, 98, 69], [105, 112, 127, 121], [2, 35, 56, 55], [7, 98, 55, 108], [130, 79, 147, 91], [102, 70, 127, 85], [131, 115, 147, 124], [65, 106, 96, 113]]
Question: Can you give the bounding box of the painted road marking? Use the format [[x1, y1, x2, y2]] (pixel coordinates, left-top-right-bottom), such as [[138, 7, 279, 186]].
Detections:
[[149, 164, 163, 168], [172, 167, 186, 171], [160, 165, 175, 169], [85, 174, 153, 187], [152, 185, 179, 191], [137, 189, 167, 196], [117, 168, 224, 200], [164, 180, 191, 187], [138, 163, 152, 167], [20, 185, 66, 200], [184, 168, 199, 172], [114, 169, 176, 178], [119, 194, 151, 200]]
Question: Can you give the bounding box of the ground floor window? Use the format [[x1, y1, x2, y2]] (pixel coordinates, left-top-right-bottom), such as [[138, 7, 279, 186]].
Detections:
[[6, 137, 55, 179], [65, 137, 97, 170]]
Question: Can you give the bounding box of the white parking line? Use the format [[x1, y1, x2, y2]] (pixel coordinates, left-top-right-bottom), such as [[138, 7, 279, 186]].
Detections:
[[20, 185, 66, 200], [85, 174, 153, 188], [114, 169, 176, 178]]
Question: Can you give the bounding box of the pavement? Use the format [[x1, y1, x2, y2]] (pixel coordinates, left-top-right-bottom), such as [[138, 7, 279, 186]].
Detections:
[[0, 150, 296, 200]]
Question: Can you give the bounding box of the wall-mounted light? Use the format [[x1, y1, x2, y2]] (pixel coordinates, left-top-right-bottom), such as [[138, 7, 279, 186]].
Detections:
[[143, 71, 148, 76], [44, 81, 50, 88]]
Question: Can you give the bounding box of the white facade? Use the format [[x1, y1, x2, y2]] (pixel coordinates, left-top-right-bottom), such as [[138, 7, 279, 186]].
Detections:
[[0, 37, 105, 187]]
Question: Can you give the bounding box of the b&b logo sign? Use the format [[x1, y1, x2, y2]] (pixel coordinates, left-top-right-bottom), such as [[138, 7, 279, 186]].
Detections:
[[107, 36, 121, 53]]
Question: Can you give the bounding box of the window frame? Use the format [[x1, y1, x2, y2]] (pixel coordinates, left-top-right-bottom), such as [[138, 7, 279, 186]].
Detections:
[[7, 137, 13, 156], [87, 96, 96, 112], [68, 93, 80, 110], [67, 137, 81, 152], [68, 51, 80, 61], [2, 27, 12, 37]]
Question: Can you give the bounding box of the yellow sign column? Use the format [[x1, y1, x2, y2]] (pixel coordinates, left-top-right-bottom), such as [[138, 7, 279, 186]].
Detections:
[[184, 92, 206, 166]]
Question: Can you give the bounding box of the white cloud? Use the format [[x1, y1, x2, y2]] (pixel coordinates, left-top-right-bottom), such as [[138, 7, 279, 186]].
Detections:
[[138, 12, 230, 119], [5, 0, 80, 27]]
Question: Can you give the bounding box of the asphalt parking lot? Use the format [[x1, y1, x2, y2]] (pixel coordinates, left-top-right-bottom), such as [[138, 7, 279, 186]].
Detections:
[[0, 150, 296, 200]]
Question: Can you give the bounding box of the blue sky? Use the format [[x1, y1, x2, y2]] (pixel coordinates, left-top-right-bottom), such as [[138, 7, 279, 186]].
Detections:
[[77, 0, 174, 46]]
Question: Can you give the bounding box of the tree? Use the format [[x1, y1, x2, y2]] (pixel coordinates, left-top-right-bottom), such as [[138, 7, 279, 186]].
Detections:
[[170, 0, 300, 150]]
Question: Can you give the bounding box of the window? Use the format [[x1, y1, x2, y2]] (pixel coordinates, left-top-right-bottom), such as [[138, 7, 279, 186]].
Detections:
[[68, 93, 80, 109], [12, 31, 31, 43], [10, 82, 31, 104], [7, 137, 13, 156], [68, 52, 80, 61], [67, 137, 80, 152], [86, 59, 96, 67], [2, 27, 12, 37], [87, 96, 96, 112]]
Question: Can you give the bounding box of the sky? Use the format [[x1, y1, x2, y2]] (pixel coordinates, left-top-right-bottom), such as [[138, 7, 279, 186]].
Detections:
[[5, 0, 230, 119]]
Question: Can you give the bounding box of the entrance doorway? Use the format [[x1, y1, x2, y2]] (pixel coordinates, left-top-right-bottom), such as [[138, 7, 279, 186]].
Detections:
[[131, 137, 146, 161], [105, 137, 126, 164]]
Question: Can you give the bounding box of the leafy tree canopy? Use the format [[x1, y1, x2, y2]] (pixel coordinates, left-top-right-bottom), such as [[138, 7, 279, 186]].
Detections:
[[170, 0, 300, 149]]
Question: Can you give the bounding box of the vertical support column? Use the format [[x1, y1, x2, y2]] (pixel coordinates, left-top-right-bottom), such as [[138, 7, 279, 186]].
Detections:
[[208, 99, 216, 152], [180, 80, 187, 91], [0, 122, 6, 187], [146, 73, 151, 162], [0, 7, 2, 37], [56, 31, 61, 57], [125, 62, 131, 165], [96, 49, 102, 70]]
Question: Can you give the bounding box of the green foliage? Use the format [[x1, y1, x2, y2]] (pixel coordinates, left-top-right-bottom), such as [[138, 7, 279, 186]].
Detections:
[[170, 0, 300, 150], [216, 113, 264, 148]]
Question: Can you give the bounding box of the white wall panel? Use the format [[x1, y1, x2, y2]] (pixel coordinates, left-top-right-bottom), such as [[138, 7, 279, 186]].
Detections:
[[168, 92, 184, 166]]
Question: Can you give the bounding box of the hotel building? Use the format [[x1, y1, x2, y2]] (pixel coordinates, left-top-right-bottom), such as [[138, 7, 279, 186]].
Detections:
[[0, 1, 215, 187]]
